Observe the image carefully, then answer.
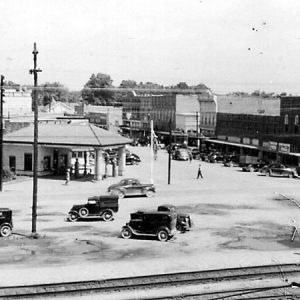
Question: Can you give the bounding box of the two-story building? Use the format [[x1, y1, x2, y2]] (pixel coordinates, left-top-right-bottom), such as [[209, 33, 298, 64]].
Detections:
[[208, 94, 300, 166]]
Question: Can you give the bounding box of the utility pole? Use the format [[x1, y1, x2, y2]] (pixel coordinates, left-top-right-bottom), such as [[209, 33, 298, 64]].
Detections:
[[150, 120, 154, 184], [29, 43, 42, 235], [168, 118, 172, 185], [196, 111, 199, 148], [0, 75, 4, 192]]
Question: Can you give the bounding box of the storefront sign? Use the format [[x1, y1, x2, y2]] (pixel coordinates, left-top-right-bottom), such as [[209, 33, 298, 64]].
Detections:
[[278, 143, 290, 154], [269, 141, 278, 151], [252, 139, 259, 146], [262, 141, 278, 151], [243, 137, 250, 144], [228, 136, 241, 143], [217, 135, 226, 140]]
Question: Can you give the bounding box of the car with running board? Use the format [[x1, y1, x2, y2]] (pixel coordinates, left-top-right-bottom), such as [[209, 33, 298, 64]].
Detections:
[[67, 195, 118, 222]]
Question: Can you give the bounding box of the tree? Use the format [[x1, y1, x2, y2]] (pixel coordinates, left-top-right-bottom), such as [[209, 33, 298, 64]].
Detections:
[[38, 82, 69, 106], [82, 73, 115, 105], [119, 80, 137, 88], [176, 82, 189, 89]]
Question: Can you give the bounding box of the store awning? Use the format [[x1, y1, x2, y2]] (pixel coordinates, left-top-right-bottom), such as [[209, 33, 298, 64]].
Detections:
[[206, 139, 258, 149]]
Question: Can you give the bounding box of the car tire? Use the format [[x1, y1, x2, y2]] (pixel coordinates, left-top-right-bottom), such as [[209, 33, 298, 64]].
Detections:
[[0, 225, 12, 237], [121, 227, 132, 239], [249, 167, 254, 172], [145, 190, 154, 198], [157, 229, 169, 242], [68, 212, 79, 222], [117, 191, 125, 199], [266, 172, 271, 177], [79, 207, 89, 218], [102, 210, 113, 222], [288, 173, 294, 178]]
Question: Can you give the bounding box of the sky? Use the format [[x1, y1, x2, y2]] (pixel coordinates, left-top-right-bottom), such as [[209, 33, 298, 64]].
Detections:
[[1, 0, 300, 94]]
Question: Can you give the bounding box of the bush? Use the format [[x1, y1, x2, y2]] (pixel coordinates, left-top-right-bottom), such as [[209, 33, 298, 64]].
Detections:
[[2, 167, 15, 182]]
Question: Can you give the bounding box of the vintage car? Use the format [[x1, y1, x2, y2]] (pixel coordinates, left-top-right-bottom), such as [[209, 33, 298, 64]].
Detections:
[[108, 178, 155, 199], [242, 162, 266, 172], [0, 208, 13, 237], [260, 163, 297, 178], [126, 152, 141, 165], [172, 148, 189, 161], [157, 204, 192, 232], [67, 195, 119, 222], [121, 211, 177, 242]]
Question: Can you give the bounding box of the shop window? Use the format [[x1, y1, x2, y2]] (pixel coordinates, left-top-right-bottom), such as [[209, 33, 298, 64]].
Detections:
[[295, 115, 299, 133], [24, 153, 32, 171], [284, 114, 289, 132]]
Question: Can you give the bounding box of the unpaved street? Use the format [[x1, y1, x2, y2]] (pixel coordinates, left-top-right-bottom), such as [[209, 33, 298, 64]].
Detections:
[[1, 146, 300, 285]]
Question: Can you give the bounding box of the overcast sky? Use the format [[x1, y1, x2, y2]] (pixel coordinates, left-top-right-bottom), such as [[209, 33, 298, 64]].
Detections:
[[1, 0, 300, 94]]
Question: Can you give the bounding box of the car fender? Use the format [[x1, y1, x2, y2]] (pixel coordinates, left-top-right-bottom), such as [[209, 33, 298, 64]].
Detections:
[[156, 226, 171, 235], [1, 222, 12, 230]]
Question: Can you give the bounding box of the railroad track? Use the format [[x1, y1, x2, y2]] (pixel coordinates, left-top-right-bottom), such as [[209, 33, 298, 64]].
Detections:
[[1, 263, 300, 299]]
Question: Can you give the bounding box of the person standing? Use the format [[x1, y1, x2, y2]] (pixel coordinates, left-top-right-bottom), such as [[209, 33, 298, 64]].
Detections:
[[197, 164, 203, 179], [65, 168, 70, 185], [188, 151, 193, 163]]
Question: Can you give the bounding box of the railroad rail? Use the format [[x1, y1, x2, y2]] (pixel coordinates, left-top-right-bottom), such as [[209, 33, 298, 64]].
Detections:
[[1, 263, 300, 299]]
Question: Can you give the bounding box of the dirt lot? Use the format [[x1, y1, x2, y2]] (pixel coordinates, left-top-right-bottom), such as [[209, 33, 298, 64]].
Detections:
[[1, 146, 300, 285]]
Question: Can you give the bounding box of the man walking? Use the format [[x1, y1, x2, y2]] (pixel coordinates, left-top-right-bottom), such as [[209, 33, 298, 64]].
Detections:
[[197, 164, 203, 179]]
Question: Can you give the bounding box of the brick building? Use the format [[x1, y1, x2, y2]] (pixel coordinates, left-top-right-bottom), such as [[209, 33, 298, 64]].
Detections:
[[122, 92, 176, 137], [210, 95, 300, 165]]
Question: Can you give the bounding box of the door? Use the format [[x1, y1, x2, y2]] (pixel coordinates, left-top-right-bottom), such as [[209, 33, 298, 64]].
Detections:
[[9, 156, 16, 173]]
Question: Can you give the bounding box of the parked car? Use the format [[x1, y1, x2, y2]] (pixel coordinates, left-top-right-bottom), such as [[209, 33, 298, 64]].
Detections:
[[242, 162, 266, 172], [260, 163, 297, 178], [207, 152, 224, 163], [187, 147, 200, 159], [223, 155, 240, 167], [126, 152, 141, 165], [121, 210, 177, 242], [108, 178, 156, 198], [0, 208, 13, 237], [157, 204, 192, 232], [67, 195, 119, 222], [172, 148, 189, 161], [165, 143, 183, 154]]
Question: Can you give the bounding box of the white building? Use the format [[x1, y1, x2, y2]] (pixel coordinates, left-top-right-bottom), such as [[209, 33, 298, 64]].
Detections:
[[3, 89, 32, 117]]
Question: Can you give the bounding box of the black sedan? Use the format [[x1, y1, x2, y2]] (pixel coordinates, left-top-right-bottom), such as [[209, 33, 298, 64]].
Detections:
[[242, 162, 266, 172], [108, 178, 156, 198]]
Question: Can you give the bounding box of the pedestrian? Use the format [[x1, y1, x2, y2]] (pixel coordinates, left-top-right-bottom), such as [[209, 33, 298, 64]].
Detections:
[[65, 168, 70, 185], [197, 164, 203, 179], [188, 151, 193, 163]]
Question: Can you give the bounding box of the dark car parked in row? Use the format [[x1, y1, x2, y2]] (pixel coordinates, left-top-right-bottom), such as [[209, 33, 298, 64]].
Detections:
[[108, 178, 155, 198], [67, 195, 119, 222], [157, 204, 192, 232], [0, 208, 13, 237], [126, 152, 141, 165], [121, 210, 177, 242], [260, 163, 296, 178], [172, 148, 189, 161], [242, 162, 266, 172]]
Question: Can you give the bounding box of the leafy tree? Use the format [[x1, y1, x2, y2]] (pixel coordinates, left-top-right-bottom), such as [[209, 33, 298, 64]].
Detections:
[[137, 81, 164, 90], [82, 73, 115, 105], [38, 82, 69, 106], [119, 80, 137, 88], [176, 82, 189, 89]]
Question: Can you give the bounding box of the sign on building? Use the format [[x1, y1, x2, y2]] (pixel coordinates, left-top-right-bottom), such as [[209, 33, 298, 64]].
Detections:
[[278, 143, 290, 154]]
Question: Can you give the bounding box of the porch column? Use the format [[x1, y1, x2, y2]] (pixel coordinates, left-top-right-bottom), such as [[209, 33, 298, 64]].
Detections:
[[94, 148, 104, 180], [118, 146, 126, 176]]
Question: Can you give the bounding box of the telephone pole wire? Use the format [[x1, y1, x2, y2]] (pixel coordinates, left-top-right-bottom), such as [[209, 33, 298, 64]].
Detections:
[[0, 75, 4, 192], [29, 43, 42, 234]]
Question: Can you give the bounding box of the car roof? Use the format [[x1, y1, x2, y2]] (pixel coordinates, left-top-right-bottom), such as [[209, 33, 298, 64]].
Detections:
[[133, 210, 174, 216]]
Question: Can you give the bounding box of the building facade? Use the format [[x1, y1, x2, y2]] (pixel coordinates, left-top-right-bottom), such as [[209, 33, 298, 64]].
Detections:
[[3, 89, 32, 117], [210, 95, 300, 165], [122, 92, 176, 137]]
